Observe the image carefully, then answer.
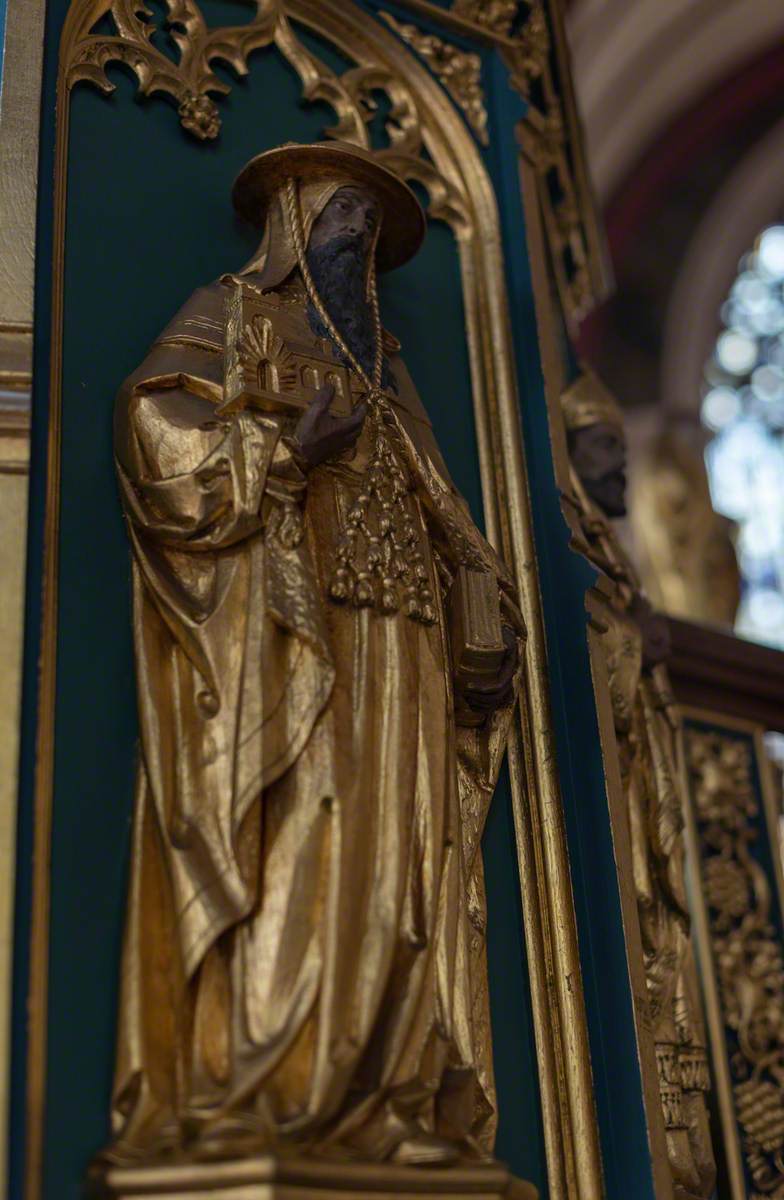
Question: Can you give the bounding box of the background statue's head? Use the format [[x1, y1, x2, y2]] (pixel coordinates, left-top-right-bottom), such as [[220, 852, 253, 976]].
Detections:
[[562, 369, 628, 518]]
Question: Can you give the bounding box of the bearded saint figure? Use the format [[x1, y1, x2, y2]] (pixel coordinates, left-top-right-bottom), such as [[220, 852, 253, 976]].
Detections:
[[563, 370, 716, 1200], [108, 142, 523, 1171]]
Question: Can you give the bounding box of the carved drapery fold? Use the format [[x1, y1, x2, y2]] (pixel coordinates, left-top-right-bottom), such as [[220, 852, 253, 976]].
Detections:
[[381, 12, 489, 146], [501, 2, 603, 324]]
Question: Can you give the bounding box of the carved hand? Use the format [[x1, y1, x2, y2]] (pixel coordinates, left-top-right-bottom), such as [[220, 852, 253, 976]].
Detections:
[[292, 384, 367, 470], [460, 625, 519, 715], [629, 593, 671, 668]]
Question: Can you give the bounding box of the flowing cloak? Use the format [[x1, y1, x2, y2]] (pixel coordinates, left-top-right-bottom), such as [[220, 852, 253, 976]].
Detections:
[[110, 272, 524, 1161]]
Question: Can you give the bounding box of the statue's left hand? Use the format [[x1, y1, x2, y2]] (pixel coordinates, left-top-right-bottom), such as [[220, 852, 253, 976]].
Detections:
[[460, 625, 519, 715]]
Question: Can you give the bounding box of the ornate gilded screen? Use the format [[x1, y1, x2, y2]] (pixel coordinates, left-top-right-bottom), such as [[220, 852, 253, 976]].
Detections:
[[7, 4, 661, 1200]]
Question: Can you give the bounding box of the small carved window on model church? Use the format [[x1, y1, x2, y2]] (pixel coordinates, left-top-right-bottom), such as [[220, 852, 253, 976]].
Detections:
[[325, 371, 344, 399]]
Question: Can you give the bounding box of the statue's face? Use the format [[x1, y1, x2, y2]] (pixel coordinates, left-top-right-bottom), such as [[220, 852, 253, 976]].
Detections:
[[304, 183, 387, 385], [569, 421, 628, 518], [309, 185, 380, 257]]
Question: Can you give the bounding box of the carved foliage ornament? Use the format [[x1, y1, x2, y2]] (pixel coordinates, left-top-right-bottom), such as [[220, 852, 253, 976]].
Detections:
[[381, 12, 488, 146], [64, 0, 473, 232], [687, 727, 784, 1199], [452, 0, 518, 38], [68, 0, 484, 148], [66, 0, 281, 139], [64, 1, 542, 144]]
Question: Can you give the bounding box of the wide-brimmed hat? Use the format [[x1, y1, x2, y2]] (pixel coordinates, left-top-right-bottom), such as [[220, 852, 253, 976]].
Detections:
[[232, 141, 426, 272]]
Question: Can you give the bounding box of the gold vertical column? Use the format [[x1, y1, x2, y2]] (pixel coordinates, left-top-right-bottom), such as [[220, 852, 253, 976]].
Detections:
[[0, 0, 46, 1193]]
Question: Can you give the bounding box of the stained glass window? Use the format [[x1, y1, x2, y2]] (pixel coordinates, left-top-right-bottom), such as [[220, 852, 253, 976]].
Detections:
[[702, 224, 784, 647]]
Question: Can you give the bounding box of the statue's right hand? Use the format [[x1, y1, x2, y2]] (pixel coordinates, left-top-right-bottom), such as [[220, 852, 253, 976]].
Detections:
[[292, 384, 367, 470]]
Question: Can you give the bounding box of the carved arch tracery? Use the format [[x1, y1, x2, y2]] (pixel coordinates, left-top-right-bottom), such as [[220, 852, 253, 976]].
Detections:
[[62, 1, 473, 226]]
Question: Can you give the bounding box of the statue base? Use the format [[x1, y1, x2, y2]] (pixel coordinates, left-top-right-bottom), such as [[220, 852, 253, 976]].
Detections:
[[89, 1156, 538, 1200]]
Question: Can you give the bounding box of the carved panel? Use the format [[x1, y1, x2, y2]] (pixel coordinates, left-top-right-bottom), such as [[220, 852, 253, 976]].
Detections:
[[685, 720, 784, 1200], [66, 0, 280, 140], [452, 0, 519, 37], [417, 0, 608, 325], [500, 1, 606, 326]]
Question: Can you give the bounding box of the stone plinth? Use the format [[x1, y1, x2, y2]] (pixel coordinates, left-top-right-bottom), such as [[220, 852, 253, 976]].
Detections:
[[89, 1155, 538, 1200]]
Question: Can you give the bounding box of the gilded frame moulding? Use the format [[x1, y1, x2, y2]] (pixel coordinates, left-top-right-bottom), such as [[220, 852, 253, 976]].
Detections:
[[0, 0, 46, 472], [502, 1, 609, 329], [65, 0, 279, 141], [24, 2, 604, 1199], [0, 1, 45, 1192], [682, 711, 784, 1200]]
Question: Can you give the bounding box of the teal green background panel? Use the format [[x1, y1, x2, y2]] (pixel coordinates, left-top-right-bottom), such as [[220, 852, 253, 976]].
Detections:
[[12, 6, 547, 1200]]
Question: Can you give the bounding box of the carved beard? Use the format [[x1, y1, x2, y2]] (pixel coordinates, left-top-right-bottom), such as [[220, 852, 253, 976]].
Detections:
[[305, 234, 396, 392]]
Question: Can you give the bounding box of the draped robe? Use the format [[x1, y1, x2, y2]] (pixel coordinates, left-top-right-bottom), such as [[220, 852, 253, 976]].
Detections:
[[109, 267, 522, 1163]]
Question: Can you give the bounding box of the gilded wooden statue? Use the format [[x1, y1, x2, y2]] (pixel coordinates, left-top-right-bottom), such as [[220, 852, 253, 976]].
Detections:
[[106, 141, 525, 1183], [562, 370, 716, 1200]]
